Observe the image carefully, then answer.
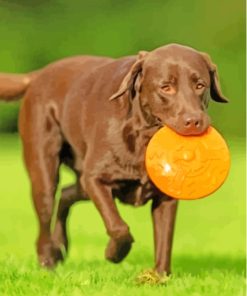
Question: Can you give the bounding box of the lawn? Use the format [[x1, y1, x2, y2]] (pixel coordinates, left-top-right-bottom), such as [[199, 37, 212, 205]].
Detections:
[[0, 134, 245, 296]]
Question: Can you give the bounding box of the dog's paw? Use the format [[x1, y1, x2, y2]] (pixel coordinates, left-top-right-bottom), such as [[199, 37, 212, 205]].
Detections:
[[135, 269, 170, 285], [38, 242, 64, 269], [105, 233, 134, 263], [52, 221, 69, 254]]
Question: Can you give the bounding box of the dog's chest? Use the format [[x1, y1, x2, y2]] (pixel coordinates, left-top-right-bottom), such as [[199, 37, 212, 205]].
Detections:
[[107, 119, 159, 180], [105, 121, 161, 205], [109, 132, 150, 180]]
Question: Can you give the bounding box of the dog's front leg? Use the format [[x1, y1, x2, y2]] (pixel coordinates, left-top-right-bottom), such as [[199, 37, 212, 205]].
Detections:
[[82, 175, 134, 263], [151, 196, 178, 275]]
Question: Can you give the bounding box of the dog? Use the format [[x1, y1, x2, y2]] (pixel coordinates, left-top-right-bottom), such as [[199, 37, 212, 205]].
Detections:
[[0, 44, 228, 275]]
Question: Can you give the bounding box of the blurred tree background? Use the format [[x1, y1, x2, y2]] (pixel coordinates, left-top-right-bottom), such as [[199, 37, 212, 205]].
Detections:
[[0, 0, 245, 136]]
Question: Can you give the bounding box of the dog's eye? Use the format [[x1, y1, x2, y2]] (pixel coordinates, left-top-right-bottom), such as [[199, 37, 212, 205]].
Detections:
[[196, 83, 205, 90], [160, 84, 176, 95]]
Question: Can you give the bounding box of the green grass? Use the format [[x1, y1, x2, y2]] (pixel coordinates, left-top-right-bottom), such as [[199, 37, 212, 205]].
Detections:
[[0, 134, 245, 295]]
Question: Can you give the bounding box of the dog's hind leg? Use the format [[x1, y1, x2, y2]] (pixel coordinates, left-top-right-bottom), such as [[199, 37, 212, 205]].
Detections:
[[19, 100, 63, 268], [52, 182, 89, 258]]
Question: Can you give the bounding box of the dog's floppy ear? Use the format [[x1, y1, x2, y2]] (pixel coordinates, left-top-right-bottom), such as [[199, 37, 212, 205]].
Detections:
[[109, 51, 148, 101], [200, 52, 228, 103]]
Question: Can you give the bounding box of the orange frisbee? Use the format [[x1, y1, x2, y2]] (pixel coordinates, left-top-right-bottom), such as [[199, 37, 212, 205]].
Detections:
[[145, 126, 230, 200]]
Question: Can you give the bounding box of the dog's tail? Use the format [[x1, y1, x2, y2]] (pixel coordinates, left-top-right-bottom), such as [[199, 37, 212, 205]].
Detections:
[[0, 71, 39, 101]]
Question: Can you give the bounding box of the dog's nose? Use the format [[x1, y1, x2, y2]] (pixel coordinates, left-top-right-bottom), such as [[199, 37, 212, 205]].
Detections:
[[183, 114, 202, 133], [184, 116, 201, 128]]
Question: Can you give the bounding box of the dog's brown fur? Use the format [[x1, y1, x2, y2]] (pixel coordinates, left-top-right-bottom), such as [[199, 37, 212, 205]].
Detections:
[[0, 44, 227, 274]]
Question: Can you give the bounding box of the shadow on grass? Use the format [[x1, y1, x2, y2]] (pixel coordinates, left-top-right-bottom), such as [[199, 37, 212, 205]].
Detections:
[[173, 254, 245, 276], [128, 251, 245, 276]]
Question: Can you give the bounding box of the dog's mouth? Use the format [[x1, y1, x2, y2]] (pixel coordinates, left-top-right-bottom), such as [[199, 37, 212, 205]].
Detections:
[[156, 117, 210, 136], [175, 127, 209, 136]]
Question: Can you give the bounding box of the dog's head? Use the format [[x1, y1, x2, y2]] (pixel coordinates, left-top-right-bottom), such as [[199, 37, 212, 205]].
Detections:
[[110, 44, 228, 136]]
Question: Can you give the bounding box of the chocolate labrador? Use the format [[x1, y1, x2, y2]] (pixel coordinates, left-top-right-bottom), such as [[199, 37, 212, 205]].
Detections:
[[0, 44, 228, 275]]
